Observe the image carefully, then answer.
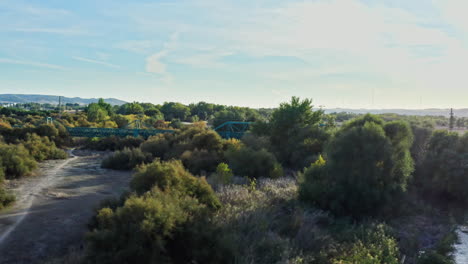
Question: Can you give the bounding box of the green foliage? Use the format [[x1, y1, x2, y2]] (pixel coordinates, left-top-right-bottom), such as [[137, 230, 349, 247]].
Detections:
[[332, 225, 400, 264], [84, 136, 144, 151], [143, 107, 163, 119], [130, 160, 221, 209], [180, 149, 222, 175], [101, 148, 151, 170], [265, 97, 329, 169], [21, 133, 67, 161], [0, 143, 37, 179], [112, 114, 130, 128], [417, 252, 453, 264], [87, 160, 223, 263], [300, 114, 414, 217], [191, 130, 224, 152], [140, 126, 226, 174], [0, 187, 15, 210], [225, 145, 284, 179], [117, 102, 144, 115], [140, 134, 170, 158], [212, 106, 263, 128], [87, 103, 108, 122], [417, 230, 456, 264], [418, 130, 468, 202], [169, 118, 182, 129], [210, 163, 233, 185], [86, 189, 213, 264], [161, 102, 191, 121], [410, 122, 434, 168]]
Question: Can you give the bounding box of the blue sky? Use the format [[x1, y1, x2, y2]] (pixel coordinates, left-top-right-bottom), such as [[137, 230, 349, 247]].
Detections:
[[1, 0, 468, 108]]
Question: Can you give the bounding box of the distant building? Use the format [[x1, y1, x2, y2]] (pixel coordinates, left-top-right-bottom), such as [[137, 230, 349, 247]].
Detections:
[[0, 102, 15, 107]]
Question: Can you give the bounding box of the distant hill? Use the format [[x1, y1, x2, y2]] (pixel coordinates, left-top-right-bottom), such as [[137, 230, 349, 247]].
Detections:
[[324, 108, 468, 117], [0, 94, 127, 106]]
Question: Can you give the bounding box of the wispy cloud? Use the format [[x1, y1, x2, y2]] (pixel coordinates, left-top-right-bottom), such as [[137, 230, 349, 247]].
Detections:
[[21, 6, 71, 16], [12, 28, 88, 35], [145, 32, 180, 75], [116, 40, 154, 54], [72, 56, 120, 69], [0, 58, 65, 70], [146, 51, 167, 74], [0, 2, 71, 17]]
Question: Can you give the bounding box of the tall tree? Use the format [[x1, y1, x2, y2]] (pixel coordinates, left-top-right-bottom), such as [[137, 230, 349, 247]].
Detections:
[[267, 97, 326, 168]]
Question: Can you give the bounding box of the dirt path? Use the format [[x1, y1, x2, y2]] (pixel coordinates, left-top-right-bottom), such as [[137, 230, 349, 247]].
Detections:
[[0, 150, 132, 264]]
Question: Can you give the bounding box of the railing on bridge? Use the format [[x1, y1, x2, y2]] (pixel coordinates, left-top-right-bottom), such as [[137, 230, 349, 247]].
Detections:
[[66, 127, 174, 138], [213, 121, 252, 139], [45, 117, 252, 139]]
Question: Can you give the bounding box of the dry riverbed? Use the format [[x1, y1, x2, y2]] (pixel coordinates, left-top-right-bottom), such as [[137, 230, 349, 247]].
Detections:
[[0, 150, 131, 264]]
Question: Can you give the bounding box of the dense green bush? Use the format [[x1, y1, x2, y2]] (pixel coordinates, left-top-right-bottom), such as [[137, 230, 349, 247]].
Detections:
[[141, 126, 226, 174], [418, 130, 468, 202], [84, 136, 144, 151], [0, 143, 37, 179], [0, 187, 15, 210], [130, 160, 221, 209], [140, 134, 170, 158], [87, 160, 223, 264], [332, 225, 400, 264], [253, 97, 331, 169], [300, 115, 414, 217], [209, 163, 233, 186], [87, 189, 206, 263], [101, 148, 151, 170], [225, 145, 284, 179], [21, 133, 67, 161], [410, 122, 434, 168], [180, 149, 222, 175]]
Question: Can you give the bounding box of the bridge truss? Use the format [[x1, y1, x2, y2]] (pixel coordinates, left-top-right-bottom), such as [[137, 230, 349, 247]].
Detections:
[[46, 117, 251, 139], [213, 121, 252, 139]]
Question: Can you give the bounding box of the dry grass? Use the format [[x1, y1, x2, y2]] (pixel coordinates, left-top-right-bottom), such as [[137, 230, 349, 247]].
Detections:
[[214, 177, 332, 264]]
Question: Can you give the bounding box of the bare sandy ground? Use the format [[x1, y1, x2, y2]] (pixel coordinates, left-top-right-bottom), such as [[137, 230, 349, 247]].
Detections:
[[0, 150, 132, 264]]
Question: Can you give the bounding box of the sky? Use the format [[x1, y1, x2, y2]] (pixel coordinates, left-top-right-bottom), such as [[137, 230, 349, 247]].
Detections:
[[1, 0, 468, 109]]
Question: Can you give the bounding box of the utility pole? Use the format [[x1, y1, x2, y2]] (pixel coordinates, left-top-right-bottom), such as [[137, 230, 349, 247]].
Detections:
[[449, 108, 455, 131], [58, 96, 62, 119]]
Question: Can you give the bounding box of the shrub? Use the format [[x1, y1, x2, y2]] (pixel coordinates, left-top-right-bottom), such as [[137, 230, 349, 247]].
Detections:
[[170, 118, 182, 129], [213, 178, 333, 264], [241, 133, 271, 151], [85, 136, 144, 151], [266, 97, 328, 169], [180, 149, 222, 175], [190, 130, 223, 152], [209, 163, 234, 186], [101, 148, 151, 170], [332, 225, 400, 264], [417, 252, 453, 264], [21, 133, 67, 161], [225, 146, 284, 179], [418, 131, 468, 202], [130, 160, 221, 209], [300, 115, 414, 217], [0, 187, 15, 210], [140, 134, 170, 158], [86, 187, 225, 264], [0, 143, 37, 179], [140, 127, 226, 174]]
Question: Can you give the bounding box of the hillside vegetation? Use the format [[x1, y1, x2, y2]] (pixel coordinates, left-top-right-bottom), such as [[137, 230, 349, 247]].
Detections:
[[1, 97, 467, 264]]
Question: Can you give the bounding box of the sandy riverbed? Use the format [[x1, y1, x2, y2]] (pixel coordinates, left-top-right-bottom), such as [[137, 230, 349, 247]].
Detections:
[[0, 150, 132, 264]]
